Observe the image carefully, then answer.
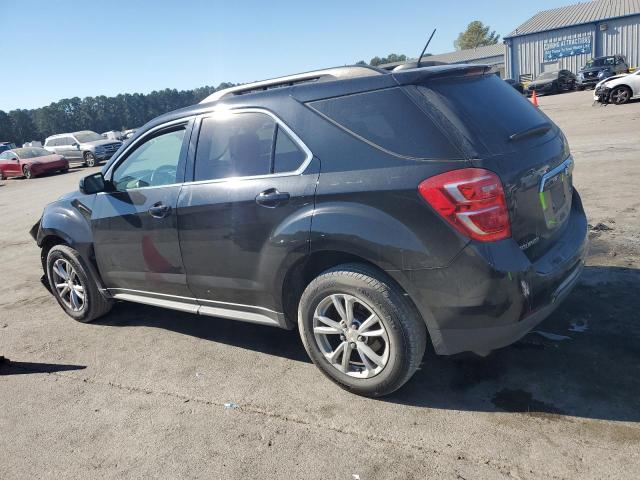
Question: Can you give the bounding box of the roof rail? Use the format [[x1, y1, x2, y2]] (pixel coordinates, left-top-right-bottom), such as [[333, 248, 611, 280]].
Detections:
[[200, 65, 387, 103]]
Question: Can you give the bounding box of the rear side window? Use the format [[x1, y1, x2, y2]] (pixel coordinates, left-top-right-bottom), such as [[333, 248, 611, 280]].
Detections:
[[195, 112, 308, 181], [307, 87, 462, 159]]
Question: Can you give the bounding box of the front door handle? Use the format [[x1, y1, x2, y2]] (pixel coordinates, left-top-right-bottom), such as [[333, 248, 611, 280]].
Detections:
[[255, 188, 290, 208], [148, 202, 172, 219]]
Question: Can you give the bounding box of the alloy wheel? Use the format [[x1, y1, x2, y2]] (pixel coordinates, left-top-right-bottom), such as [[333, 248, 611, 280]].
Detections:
[[52, 258, 85, 312], [612, 88, 630, 104], [313, 293, 390, 378]]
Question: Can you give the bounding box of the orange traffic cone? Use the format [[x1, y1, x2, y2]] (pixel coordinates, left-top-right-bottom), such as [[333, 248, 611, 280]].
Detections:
[[530, 89, 538, 107]]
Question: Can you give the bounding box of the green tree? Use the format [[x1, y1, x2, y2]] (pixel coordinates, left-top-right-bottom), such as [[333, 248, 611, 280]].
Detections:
[[454, 21, 500, 50], [369, 53, 407, 67], [0, 110, 17, 143], [8, 109, 39, 144]]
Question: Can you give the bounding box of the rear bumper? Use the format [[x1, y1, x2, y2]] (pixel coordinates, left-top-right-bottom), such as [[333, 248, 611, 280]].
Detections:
[[389, 190, 589, 355]]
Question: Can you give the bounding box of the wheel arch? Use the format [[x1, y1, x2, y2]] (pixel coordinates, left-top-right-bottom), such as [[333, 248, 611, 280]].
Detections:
[[280, 250, 434, 344]]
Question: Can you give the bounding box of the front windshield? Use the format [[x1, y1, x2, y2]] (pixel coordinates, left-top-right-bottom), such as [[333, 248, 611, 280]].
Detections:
[[536, 71, 557, 81], [74, 131, 103, 143], [585, 57, 615, 68], [13, 147, 52, 159]]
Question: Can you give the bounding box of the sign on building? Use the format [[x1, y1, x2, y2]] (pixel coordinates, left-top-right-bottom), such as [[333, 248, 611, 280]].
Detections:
[[543, 35, 592, 61]]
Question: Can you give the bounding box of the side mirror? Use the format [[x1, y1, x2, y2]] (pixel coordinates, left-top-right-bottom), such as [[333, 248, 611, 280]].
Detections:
[[11, 156, 19, 162], [72, 142, 80, 148], [79, 172, 107, 194]]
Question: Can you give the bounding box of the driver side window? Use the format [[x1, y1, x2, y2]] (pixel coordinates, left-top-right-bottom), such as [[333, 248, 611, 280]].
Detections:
[[112, 127, 186, 191]]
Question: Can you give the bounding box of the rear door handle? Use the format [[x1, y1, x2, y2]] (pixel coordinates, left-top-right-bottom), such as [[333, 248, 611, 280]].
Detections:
[[148, 202, 172, 218]]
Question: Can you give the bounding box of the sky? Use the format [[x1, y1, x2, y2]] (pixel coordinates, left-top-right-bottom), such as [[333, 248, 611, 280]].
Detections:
[[1, 0, 579, 111]]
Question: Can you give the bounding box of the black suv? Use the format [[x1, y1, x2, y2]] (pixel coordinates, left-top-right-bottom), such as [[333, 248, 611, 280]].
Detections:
[[577, 55, 629, 89], [31, 64, 588, 397]]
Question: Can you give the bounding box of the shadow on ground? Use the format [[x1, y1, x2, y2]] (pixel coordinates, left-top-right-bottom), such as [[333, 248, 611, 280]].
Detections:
[[0, 360, 86, 376], [93, 265, 639, 422]]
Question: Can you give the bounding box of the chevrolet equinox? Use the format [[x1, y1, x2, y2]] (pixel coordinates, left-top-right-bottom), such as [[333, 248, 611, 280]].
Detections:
[[31, 64, 588, 397]]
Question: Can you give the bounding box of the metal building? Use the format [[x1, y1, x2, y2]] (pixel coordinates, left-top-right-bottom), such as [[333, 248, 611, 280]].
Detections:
[[505, 0, 640, 81]]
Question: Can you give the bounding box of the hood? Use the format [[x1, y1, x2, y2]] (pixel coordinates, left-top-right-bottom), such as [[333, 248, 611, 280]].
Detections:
[[80, 138, 122, 147], [57, 189, 86, 201], [595, 73, 628, 88], [529, 79, 555, 87], [580, 66, 611, 74], [24, 154, 65, 165]]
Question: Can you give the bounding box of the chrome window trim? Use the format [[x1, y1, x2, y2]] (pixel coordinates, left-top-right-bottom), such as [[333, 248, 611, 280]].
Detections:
[[102, 107, 314, 193], [189, 107, 313, 185]]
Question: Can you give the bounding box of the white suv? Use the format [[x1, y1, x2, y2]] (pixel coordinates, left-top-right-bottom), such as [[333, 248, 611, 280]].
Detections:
[[44, 131, 122, 167]]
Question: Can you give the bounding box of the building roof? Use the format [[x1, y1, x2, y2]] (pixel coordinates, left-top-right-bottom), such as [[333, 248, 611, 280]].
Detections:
[[380, 44, 504, 69], [506, 0, 640, 38]]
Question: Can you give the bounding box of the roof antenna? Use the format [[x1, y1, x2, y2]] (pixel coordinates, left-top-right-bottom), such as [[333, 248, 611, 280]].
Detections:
[[416, 28, 437, 68]]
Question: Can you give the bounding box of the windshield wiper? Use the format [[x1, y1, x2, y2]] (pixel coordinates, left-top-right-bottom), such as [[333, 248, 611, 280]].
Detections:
[[509, 123, 552, 142]]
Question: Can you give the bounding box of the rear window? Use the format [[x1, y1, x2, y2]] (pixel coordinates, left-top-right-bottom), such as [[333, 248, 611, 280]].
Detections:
[[307, 87, 462, 159], [419, 74, 552, 153]]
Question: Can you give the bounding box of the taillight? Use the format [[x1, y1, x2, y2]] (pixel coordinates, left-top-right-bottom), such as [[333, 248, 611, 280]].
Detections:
[[418, 168, 511, 242]]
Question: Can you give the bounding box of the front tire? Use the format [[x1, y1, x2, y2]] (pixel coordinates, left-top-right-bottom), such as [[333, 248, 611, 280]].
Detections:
[[23, 165, 33, 179], [83, 152, 96, 167], [610, 86, 631, 105], [46, 245, 112, 323], [298, 263, 427, 397]]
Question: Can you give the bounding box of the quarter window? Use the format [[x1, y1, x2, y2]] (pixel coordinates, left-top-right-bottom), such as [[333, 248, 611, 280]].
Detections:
[[112, 127, 186, 191], [308, 87, 461, 159], [273, 127, 306, 173]]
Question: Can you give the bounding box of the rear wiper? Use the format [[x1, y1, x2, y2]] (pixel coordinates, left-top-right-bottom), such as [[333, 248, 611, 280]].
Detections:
[[509, 123, 552, 142]]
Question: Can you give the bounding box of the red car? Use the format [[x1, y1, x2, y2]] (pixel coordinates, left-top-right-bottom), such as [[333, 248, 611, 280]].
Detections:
[[0, 147, 69, 179]]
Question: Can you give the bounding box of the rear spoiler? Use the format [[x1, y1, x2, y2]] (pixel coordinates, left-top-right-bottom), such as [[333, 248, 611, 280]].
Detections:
[[392, 64, 491, 86]]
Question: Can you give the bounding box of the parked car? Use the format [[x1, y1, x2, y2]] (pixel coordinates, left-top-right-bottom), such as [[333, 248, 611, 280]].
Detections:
[[0, 142, 17, 154], [577, 55, 629, 90], [44, 131, 122, 167], [23, 141, 43, 148], [101, 130, 124, 141], [31, 64, 587, 397], [121, 128, 137, 140], [504, 78, 524, 94], [594, 68, 640, 104], [526, 70, 577, 96], [0, 147, 68, 180]]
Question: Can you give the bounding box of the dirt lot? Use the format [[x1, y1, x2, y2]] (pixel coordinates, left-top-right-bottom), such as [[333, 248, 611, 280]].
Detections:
[[1, 90, 639, 479]]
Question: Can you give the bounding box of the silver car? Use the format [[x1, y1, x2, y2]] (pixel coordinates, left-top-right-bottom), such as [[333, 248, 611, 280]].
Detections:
[[44, 131, 122, 167]]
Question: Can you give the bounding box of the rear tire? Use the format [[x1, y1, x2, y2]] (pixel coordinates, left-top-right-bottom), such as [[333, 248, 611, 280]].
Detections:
[[46, 245, 112, 323], [298, 263, 427, 397], [83, 152, 96, 167], [22, 165, 33, 179]]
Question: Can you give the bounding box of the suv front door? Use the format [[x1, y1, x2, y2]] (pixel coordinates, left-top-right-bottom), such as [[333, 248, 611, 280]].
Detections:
[[92, 119, 194, 301], [177, 110, 319, 320]]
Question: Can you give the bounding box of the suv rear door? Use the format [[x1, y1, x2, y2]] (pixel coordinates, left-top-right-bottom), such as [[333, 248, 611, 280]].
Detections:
[[177, 109, 319, 318], [58, 136, 80, 159]]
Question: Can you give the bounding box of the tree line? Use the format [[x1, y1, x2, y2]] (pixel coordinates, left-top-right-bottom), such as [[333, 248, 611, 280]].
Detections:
[[0, 83, 234, 146]]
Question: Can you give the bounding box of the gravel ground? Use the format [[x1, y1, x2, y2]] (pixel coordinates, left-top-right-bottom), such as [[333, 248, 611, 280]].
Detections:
[[1, 90, 639, 479]]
